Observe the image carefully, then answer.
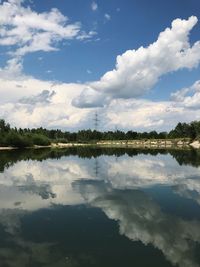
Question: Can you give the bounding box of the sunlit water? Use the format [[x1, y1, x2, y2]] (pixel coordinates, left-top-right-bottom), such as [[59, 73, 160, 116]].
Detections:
[[0, 147, 200, 267]]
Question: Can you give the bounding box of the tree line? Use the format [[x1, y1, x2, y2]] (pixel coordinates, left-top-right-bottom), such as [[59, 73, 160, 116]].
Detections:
[[0, 119, 200, 148]]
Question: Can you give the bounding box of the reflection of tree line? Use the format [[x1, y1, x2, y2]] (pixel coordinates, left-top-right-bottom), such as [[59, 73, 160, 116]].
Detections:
[[0, 147, 200, 172], [169, 149, 200, 167]]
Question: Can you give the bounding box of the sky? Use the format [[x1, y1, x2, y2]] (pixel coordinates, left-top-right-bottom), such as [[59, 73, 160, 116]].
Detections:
[[0, 0, 200, 131]]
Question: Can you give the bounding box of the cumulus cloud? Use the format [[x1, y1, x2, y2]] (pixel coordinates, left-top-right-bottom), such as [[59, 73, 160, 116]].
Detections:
[[72, 86, 110, 108], [19, 90, 56, 105], [91, 1, 98, 11], [0, 77, 92, 129], [0, 13, 200, 131], [103, 97, 200, 131], [73, 16, 200, 108], [0, 0, 95, 56], [1, 77, 200, 130], [0, 57, 24, 80], [171, 80, 200, 109]]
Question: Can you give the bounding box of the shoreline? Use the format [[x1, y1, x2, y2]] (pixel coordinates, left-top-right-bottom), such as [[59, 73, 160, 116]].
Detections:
[[0, 146, 17, 151], [0, 139, 200, 150], [0, 143, 93, 151]]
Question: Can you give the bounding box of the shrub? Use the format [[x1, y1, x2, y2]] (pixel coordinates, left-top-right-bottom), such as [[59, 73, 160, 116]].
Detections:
[[0, 135, 7, 146], [5, 132, 33, 148], [31, 134, 51, 146]]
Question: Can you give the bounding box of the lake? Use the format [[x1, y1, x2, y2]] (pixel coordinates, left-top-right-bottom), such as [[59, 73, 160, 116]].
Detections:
[[0, 147, 200, 267]]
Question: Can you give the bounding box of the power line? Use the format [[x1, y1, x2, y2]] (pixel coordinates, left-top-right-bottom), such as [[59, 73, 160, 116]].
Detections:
[[93, 111, 100, 130]]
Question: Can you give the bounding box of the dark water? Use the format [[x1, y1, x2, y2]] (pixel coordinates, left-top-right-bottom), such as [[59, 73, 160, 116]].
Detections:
[[0, 147, 200, 267]]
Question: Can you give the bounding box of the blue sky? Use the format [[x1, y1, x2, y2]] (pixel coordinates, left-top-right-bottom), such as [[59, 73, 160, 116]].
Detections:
[[0, 0, 200, 131], [24, 0, 200, 95]]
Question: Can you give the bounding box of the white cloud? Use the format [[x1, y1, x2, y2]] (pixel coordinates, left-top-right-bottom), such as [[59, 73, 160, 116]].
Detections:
[[104, 13, 111, 21], [72, 86, 110, 108], [0, 81, 91, 129], [19, 89, 56, 104], [171, 80, 200, 109], [91, 1, 98, 11], [73, 16, 200, 108], [1, 73, 200, 131], [76, 30, 97, 41], [0, 0, 95, 56], [0, 57, 24, 80], [87, 69, 92, 74], [0, 13, 200, 131], [171, 87, 192, 102]]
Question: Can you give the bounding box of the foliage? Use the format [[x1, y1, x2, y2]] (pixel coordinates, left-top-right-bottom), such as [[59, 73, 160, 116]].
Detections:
[[0, 119, 200, 148], [168, 121, 200, 139], [5, 132, 33, 148], [31, 134, 51, 146]]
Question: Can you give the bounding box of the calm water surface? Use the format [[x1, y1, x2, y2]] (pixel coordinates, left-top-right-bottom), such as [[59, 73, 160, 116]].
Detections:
[[0, 147, 200, 267]]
